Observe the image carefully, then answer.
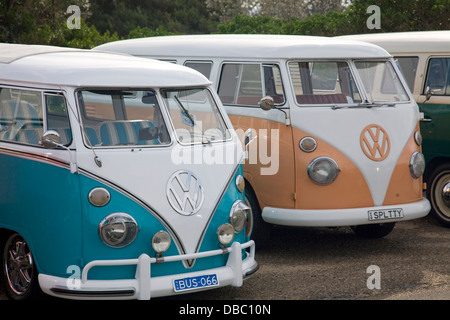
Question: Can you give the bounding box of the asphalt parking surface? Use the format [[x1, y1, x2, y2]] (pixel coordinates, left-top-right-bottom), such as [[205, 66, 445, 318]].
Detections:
[[0, 215, 448, 301]]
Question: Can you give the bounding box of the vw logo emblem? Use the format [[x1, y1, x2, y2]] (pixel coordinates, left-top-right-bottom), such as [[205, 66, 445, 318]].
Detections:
[[166, 170, 204, 216], [360, 124, 391, 161]]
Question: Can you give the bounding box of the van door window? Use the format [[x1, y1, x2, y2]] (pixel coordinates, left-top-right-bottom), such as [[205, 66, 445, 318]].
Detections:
[[184, 61, 213, 79], [0, 88, 43, 145], [289, 61, 361, 105], [218, 63, 285, 106], [424, 58, 450, 95]]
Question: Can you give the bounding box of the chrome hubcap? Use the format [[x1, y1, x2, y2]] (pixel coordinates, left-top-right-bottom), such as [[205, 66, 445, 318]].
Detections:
[[4, 235, 34, 295]]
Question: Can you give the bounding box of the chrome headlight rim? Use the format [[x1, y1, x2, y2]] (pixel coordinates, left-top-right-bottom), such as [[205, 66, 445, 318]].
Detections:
[[409, 151, 425, 179], [98, 213, 138, 248], [229, 200, 250, 233], [307, 156, 340, 185]]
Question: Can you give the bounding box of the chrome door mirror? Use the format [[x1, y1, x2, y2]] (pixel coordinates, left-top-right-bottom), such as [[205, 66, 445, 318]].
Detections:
[[41, 130, 62, 149], [259, 96, 274, 111]]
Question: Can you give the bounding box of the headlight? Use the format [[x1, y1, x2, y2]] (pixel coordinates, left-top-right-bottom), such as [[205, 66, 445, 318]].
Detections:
[[217, 223, 234, 246], [307, 157, 340, 185], [152, 230, 171, 254], [410, 151, 425, 178], [99, 213, 138, 248], [229, 200, 250, 233]]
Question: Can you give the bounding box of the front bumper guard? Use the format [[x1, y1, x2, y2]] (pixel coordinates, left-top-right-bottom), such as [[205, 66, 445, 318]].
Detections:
[[39, 240, 257, 300]]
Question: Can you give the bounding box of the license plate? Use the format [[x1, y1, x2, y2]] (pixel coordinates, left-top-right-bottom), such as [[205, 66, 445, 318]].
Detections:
[[173, 274, 219, 292], [368, 208, 404, 221]]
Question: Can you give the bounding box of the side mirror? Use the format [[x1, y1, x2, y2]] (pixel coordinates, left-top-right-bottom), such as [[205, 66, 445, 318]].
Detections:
[[259, 96, 275, 111], [41, 130, 62, 149]]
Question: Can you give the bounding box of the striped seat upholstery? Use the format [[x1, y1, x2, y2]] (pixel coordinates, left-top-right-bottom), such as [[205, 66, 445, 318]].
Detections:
[[99, 120, 157, 146]]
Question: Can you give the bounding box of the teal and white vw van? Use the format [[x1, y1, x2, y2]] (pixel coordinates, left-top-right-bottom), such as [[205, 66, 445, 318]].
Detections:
[[339, 31, 450, 227], [0, 43, 257, 300]]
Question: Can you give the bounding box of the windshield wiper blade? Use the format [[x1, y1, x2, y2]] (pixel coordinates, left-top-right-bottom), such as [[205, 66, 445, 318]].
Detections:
[[174, 95, 195, 126]]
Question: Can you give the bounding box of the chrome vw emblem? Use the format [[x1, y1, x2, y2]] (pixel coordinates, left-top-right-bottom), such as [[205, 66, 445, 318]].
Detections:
[[360, 124, 391, 161], [166, 170, 204, 216]]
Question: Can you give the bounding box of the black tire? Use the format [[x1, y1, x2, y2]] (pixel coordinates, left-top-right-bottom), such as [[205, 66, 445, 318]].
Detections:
[[245, 186, 271, 247], [351, 222, 396, 239], [1, 232, 41, 300], [427, 163, 450, 227]]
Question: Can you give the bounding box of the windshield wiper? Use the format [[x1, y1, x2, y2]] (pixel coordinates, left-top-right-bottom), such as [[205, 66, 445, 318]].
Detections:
[[174, 95, 195, 126], [173, 95, 211, 144], [331, 101, 395, 110]]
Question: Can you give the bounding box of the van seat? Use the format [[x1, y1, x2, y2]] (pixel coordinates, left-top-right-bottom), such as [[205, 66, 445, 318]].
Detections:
[[14, 128, 43, 145], [99, 120, 157, 146], [0, 100, 41, 127], [296, 94, 347, 105]]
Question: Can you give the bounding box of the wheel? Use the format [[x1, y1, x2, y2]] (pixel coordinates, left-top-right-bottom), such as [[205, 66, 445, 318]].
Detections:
[[427, 163, 450, 227], [1, 233, 40, 300], [245, 186, 271, 247], [351, 222, 396, 238]]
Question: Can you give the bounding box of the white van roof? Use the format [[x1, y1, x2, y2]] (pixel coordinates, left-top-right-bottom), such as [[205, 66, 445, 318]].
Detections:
[[338, 31, 450, 54], [94, 34, 391, 60], [0, 43, 210, 87]]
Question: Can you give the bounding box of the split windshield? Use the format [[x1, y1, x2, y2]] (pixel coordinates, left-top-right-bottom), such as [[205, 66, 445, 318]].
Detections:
[[288, 60, 409, 106], [78, 88, 230, 147]]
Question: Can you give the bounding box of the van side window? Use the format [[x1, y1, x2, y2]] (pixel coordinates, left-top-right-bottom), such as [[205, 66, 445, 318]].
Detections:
[[184, 61, 213, 79], [45, 93, 72, 146], [218, 63, 285, 106], [425, 58, 450, 95], [0, 88, 43, 145], [289, 61, 361, 105], [395, 57, 419, 92]]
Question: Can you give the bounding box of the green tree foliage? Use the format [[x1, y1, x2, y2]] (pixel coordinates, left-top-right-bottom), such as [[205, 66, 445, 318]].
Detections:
[[87, 0, 219, 37], [0, 0, 119, 48], [218, 0, 450, 36]]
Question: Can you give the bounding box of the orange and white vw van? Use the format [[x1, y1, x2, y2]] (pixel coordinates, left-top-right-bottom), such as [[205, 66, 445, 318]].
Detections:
[[339, 31, 450, 228], [96, 34, 431, 240]]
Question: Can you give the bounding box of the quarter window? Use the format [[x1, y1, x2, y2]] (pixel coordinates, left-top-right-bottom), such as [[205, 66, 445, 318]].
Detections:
[[184, 61, 213, 79], [0, 88, 72, 146]]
